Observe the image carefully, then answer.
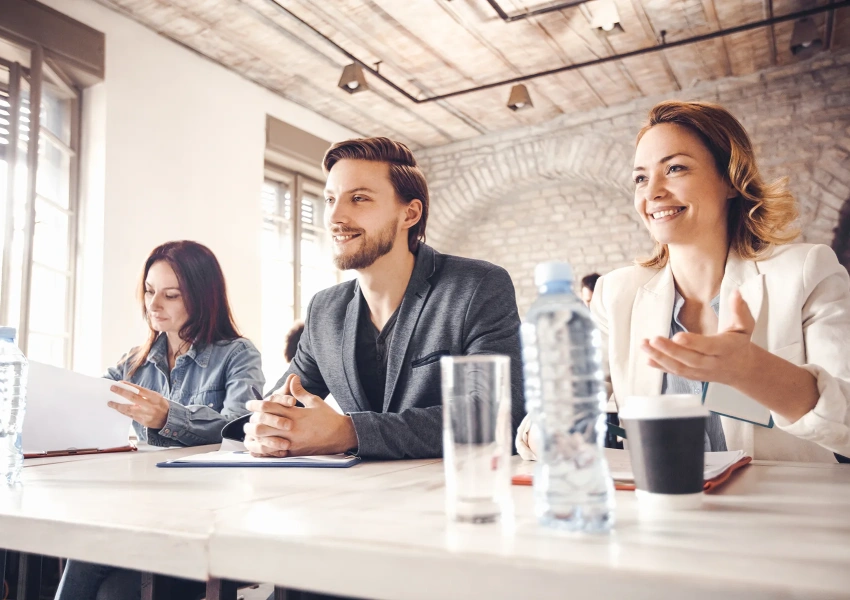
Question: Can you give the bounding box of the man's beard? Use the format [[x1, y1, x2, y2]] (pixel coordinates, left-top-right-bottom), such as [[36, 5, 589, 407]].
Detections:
[[333, 218, 398, 271]]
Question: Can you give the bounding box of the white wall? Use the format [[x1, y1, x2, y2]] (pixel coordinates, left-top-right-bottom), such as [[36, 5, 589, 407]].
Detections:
[[40, 0, 356, 377]]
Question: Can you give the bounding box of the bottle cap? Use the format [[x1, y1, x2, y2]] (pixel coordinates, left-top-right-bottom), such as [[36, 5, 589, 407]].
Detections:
[[534, 261, 573, 287], [0, 326, 16, 342]]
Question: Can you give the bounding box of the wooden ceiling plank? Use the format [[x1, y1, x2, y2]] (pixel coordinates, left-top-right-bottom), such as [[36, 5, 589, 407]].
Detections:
[[764, 0, 778, 65], [516, 9, 609, 108], [699, 0, 733, 76], [432, 0, 569, 116], [244, 0, 485, 142], [576, 3, 643, 94], [286, 0, 489, 136], [626, 0, 682, 90], [114, 0, 447, 146], [832, 6, 850, 49]]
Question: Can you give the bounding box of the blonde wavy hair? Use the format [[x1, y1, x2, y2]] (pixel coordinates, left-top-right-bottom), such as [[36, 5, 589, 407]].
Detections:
[[636, 101, 799, 268]]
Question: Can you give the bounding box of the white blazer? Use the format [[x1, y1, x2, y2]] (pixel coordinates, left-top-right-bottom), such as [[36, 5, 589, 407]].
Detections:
[[591, 243, 850, 462], [516, 243, 850, 462]]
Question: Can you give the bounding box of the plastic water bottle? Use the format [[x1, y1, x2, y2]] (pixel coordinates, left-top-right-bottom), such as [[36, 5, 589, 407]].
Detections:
[[0, 326, 27, 485], [521, 262, 614, 532]]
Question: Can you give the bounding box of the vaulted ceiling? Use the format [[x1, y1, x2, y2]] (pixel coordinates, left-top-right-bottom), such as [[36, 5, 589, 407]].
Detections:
[[95, 0, 850, 148]]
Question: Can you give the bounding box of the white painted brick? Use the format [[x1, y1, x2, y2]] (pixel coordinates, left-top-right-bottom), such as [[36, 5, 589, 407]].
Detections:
[[419, 53, 850, 313]]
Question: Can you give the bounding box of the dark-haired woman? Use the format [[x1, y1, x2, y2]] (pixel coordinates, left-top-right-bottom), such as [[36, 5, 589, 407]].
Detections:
[[100, 240, 264, 446], [55, 240, 264, 600]]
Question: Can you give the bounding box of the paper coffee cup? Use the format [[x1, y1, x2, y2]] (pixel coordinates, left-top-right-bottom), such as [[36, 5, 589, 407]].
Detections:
[[620, 395, 708, 511]]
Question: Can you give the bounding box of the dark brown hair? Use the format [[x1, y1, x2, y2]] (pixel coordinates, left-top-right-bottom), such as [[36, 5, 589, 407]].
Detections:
[[323, 137, 429, 252], [127, 241, 241, 376], [580, 273, 601, 292], [636, 101, 798, 268], [284, 320, 304, 363]]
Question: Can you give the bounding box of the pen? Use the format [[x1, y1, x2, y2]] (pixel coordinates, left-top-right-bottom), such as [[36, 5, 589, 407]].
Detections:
[[251, 385, 304, 408]]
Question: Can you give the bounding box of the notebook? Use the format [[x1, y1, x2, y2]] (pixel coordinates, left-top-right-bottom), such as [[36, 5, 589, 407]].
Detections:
[[157, 450, 361, 468], [512, 449, 752, 492], [703, 382, 774, 428]]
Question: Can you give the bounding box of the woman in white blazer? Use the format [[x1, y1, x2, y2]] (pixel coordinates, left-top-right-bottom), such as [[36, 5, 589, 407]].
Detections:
[[518, 100, 850, 463]]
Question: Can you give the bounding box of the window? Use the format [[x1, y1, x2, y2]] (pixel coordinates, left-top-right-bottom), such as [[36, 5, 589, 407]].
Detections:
[[261, 167, 340, 382], [0, 42, 80, 368]]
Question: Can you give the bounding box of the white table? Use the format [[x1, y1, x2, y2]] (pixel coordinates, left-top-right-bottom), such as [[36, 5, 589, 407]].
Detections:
[[209, 458, 850, 600], [3, 449, 849, 600], [1, 446, 438, 581]]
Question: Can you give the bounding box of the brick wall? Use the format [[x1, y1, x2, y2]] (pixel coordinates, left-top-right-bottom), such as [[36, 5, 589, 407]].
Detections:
[[417, 50, 850, 313]]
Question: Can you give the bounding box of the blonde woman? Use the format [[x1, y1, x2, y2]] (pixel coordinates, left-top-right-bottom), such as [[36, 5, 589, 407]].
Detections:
[[518, 100, 850, 462]]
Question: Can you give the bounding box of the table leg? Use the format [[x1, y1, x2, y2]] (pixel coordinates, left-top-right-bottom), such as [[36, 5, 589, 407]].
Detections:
[[17, 553, 43, 600], [140, 572, 174, 600], [205, 577, 238, 600], [274, 587, 303, 600], [1, 550, 7, 600]]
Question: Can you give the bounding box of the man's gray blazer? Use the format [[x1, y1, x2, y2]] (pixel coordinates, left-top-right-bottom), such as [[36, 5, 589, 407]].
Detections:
[[272, 243, 525, 460]]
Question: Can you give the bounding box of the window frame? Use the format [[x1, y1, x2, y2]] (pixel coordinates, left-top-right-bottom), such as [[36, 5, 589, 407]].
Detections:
[[0, 41, 81, 367], [263, 163, 339, 321]]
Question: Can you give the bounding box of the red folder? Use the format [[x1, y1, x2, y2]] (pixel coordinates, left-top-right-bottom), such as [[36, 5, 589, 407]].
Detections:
[[24, 445, 137, 459]]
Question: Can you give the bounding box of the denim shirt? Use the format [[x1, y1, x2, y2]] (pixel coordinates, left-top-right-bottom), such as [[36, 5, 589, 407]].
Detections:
[[105, 334, 264, 447], [661, 290, 728, 452]]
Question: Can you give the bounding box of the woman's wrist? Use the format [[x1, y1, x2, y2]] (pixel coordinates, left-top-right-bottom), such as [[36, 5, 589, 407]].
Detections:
[[730, 344, 819, 422]]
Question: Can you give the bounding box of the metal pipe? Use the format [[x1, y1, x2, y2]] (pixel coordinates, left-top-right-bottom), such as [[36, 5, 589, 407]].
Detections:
[[421, 0, 850, 103], [272, 0, 850, 104]]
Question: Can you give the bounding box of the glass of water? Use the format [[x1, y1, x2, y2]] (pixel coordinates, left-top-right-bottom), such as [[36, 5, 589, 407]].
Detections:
[[441, 355, 512, 523]]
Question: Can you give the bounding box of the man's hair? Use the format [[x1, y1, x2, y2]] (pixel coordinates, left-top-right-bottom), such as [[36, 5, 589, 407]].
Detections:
[[580, 273, 601, 292], [284, 320, 304, 363], [323, 137, 429, 253]]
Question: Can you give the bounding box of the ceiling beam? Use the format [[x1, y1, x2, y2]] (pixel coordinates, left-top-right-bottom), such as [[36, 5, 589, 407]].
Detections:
[[284, 0, 485, 137], [764, 0, 777, 66], [628, 0, 681, 91], [414, 0, 850, 103], [577, 2, 642, 95], [825, 0, 837, 50], [271, 0, 850, 104], [434, 0, 566, 116], [699, 0, 733, 77], [534, 15, 609, 107]]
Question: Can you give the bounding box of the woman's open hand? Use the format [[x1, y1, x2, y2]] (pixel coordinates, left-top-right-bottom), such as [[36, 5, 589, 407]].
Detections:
[[641, 289, 756, 387]]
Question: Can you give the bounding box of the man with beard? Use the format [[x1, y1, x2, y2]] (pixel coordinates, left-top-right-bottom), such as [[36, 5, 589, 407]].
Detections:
[[239, 137, 524, 459]]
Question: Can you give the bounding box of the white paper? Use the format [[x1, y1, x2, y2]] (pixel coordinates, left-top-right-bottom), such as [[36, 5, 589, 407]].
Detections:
[[605, 448, 747, 483], [167, 450, 357, 465], [219, 437, 247, 452], [703, 383, 772, 427], [22, 361, 135, 455]]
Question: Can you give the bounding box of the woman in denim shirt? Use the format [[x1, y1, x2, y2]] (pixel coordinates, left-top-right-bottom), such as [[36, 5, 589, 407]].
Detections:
[[102, 240, 264, 446], [56, 240, 264, 600]]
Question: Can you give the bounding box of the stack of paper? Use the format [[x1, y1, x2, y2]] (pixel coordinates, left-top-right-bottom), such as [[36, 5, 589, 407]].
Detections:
[[23, 362, 135, 456], [511, 449, 752, 490], [607, 449, 748, 484]]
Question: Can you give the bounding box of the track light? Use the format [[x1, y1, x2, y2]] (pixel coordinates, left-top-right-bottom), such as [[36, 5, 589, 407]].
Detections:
[[338, 63, 369, 94], [507, 84, 533, 111], [590, 0, 622, 34], [790, 18, 823, 58]]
